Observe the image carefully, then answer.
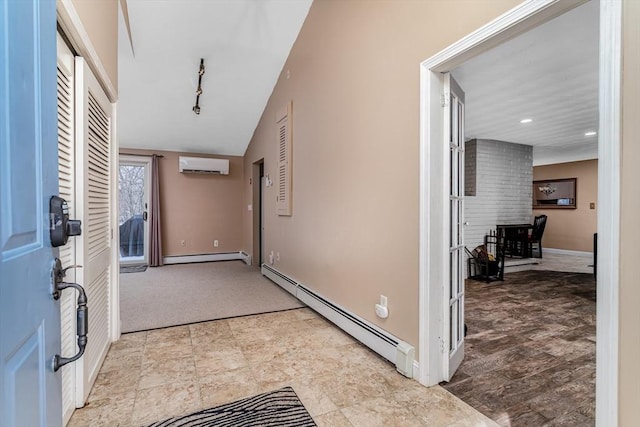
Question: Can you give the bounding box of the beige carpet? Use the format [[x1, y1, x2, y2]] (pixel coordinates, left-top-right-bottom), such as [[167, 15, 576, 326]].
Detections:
[[119, 261, 304, 333]]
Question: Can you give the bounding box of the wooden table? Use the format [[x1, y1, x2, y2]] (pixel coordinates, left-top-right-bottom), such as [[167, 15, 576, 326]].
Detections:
[[496, 224, 533, 258]]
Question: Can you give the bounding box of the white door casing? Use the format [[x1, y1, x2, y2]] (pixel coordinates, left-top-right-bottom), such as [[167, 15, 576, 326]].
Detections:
[[74, 57, 113, 406], [419, 1, 621, 425], [443, 73, 465, 381]]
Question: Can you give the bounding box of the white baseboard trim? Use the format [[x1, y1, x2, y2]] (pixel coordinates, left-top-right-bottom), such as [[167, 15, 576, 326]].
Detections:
[[261, 264, 416, 379], [544, 248, 594, 257], [163, 252, 245, 265]]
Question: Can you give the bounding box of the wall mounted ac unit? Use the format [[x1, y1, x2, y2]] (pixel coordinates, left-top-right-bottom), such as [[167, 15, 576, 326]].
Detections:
[[179, 156, 229, 175]]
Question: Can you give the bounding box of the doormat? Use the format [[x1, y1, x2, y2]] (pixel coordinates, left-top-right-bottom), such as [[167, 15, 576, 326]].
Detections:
[[120, 264, 148, 274], [147, 387, 316, 427]]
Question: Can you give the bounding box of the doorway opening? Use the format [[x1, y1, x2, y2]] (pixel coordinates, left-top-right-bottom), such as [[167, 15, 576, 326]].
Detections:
[[419, 0, 621, 425], [118, 155, 151, 266], [252, 159, 265, 266]]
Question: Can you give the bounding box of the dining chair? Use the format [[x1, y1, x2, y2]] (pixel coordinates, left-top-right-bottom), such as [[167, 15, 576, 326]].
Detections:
[[529, 215, 548, 258]]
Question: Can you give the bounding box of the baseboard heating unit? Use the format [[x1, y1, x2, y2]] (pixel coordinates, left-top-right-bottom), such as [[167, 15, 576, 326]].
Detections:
[[261, 264, 416, 378], [164, 251, 251, 265]]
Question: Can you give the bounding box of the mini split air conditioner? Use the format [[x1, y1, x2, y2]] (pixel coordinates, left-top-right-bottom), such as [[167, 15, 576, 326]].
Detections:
[[179, 156, 229, 175]]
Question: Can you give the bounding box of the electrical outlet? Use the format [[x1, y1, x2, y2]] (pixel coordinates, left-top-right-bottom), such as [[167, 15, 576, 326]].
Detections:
[[214, 240, 219, 247], [180, 240, 186, 247], [590, 202, 596, 209]]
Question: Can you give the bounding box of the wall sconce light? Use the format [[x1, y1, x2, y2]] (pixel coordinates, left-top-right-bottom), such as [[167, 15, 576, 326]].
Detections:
[[193, 58, 205, 115]]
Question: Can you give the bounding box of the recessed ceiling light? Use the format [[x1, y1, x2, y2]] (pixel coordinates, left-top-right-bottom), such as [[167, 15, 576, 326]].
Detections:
[[520, 118, 533, 124], [585, 131, 597, 136]]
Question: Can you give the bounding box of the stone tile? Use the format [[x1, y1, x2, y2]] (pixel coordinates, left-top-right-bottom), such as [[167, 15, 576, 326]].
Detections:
[[198, 367, 260, 407], [314, 410, 354, 427], [87, 366, 141, 402], [138, 355, 196, 390], [145, 325, 191, 346], [318, 371, 390, 408], [143, 341, 193, 361], [290, 380, 339, 417], [227, 310, 300, 331], [192, 334, 240, 354], [189, 319, 233, 339], [194, 347, 248, 376], [109, 331, 147, 352], [340, 397, 420, 427], [250, 360, 298, 388], [131, 380, 202, 426], [72, 307, 499, 427], [67, 391, 135, 427], [100, 347, 144, 373], [291, 307, 320, 321]]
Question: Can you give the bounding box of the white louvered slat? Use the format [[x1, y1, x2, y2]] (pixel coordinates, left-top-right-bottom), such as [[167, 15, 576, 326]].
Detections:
[[84, 269, 110, 381], [276, 102, 292, 216], [75, 57, 113, 407], [57, 33, 76, 426]]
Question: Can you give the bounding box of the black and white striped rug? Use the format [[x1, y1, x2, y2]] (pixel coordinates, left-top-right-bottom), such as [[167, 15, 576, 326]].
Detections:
[[148, 387, 317, 427]]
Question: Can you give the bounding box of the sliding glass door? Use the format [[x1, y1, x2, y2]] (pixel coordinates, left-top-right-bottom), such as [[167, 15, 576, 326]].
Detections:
[[118, 156, 151, 265]]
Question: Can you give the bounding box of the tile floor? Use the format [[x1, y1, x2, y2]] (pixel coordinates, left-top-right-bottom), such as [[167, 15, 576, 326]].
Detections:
[[69, 308, 497, 427], [442, 270, 596, 427]]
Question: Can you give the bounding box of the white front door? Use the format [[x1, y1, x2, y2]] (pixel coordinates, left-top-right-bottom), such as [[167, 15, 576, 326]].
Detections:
[[444, 73, 466, 381], [118, 156, 150, 265], [0, 0, 63, 425]]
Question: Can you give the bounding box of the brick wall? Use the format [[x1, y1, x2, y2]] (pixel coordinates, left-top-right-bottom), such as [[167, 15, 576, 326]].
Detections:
[[464, 139, 533, 251]]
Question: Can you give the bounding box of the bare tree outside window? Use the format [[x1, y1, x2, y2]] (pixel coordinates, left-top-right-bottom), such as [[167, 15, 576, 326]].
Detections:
[[119, 165, 145, 225]]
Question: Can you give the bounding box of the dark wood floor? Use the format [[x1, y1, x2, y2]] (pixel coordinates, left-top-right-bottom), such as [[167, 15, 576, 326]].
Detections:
[[442, 270, 596, 427]]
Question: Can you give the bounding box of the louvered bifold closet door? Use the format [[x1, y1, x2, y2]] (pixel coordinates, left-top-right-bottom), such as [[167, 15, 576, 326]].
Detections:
[[56, 33, 77, 425], [75, 57, 113, 406]]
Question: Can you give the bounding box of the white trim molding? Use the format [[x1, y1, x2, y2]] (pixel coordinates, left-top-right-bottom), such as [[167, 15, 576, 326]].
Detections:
[[418, 1, 621, 426], [163, 252, 247, 265], [596, 1, 622, 425], [543, 248, 593, 257], [56, 0, 117, 102]]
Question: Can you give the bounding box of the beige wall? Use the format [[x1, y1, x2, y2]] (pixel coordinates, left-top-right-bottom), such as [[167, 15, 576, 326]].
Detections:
[[533, 160, 597, 252], [120, 149, 244, 257], [242, 0, 521, 351], [70, 0, 118, 92], [619, 0, 640, 424]]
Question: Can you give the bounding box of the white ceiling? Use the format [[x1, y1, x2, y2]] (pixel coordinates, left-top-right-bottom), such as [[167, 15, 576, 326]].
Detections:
[[117, 0, 313, 156], [118, 1, 599, 163], [452, 0, 599, 166]]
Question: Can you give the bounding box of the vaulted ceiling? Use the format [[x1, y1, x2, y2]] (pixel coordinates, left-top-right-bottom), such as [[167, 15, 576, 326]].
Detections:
[[117, 0, 312, 156], [117, 0, 598, 165]]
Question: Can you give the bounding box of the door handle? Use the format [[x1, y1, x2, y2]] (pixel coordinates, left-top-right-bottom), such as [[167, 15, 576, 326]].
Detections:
[[143, 211, 148, 221], [51, 258, 88, 372]]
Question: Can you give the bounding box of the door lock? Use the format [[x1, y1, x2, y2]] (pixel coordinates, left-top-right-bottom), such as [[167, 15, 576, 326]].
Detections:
[[51, 258, 88, 372], [50, 196, 82, 247]]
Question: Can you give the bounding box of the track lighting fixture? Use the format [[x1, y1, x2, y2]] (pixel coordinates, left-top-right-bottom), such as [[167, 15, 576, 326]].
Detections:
[[193, 58, 205, 115]]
